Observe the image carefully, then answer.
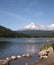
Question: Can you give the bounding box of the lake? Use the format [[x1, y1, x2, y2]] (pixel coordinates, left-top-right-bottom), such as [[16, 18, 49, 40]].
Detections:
[[0, 38, 54, 65]]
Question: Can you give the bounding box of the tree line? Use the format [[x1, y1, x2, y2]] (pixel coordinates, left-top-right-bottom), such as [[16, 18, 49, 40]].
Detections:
[[0, 26, 34, 38], [0, 26, 54, 38]]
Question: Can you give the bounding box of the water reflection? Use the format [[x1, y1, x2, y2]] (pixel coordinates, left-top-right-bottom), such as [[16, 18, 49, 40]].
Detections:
[[26, 43, 36, 54], [26, 38, 36, 43], [0, 38, 53, 60], [0, 38, 53, 65]]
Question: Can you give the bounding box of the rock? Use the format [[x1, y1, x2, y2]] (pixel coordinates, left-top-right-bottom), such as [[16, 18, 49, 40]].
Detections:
[[39, 50, 47, 57], [39, 50, 48, 59], [39, 47, 54, 59], [6, 57, 10, 60], [17, 55, 22, 58], [11, 56, 17, 60], [22, 54, 26, 57], [43, 55, 48, 59], [40, 55, 48, 59], [47, 47, 53, 54], [39, 56, 43, 59], [26, 53, 32, 58], [0, 60, 9, 65], [6, 57, 12, 62], [22, 53, 32, 58]]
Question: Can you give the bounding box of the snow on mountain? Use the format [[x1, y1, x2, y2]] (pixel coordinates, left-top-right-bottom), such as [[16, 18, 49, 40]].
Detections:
[[23, 22, 42, 30], [20, 22, 54, 30]]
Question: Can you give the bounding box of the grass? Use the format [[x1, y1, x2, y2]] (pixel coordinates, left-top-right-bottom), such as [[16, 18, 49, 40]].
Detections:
[[40, 41, 54, 51], [40, 45, 49, 51], [50, 41, 54, 49]]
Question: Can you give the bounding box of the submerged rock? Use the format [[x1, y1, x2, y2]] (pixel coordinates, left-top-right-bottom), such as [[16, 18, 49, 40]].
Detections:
[[17, 55, 22, 58], [6, 57, 12, 62], [22, 53, 32, 58], [11, 56, 17, 60]]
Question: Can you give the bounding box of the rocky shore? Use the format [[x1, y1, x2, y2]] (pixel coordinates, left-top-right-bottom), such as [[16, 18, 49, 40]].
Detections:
[[0, 52, 54, 65], [28, 46, 54, 65], [0, 44, 54, 65], [0, 53, 32, 65], [29, 52, 54, 65]]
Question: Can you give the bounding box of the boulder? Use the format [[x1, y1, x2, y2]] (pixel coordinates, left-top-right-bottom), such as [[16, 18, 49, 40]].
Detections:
[[47, 47, 53, 54], [22, 53, 32, 58], [11, 56, 17, 60], [40, 55, 48, 59], [39, 50, 47, 57], [17, 55, 22, 58], [6, 57, 12, 62], [39, 47, 54, 59]]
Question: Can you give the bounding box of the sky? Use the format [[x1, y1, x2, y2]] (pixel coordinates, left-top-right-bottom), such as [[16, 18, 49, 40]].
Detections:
[[0, 0, 54, 30]]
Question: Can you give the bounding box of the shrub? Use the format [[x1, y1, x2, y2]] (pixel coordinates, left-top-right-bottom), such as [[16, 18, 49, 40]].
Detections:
[[50, 41, 54, 49], [40, 45, 49, 51]]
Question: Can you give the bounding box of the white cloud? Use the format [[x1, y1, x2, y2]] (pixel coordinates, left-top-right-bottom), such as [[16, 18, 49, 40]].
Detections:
[[47, 24, 54, 30]]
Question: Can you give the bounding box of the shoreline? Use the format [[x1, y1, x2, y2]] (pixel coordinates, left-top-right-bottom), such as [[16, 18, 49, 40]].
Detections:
[[28, 52, 54, 65], [0, 52, 54, 65]]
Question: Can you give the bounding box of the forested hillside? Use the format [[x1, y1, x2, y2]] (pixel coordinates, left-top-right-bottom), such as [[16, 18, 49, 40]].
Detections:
[[0, 26, 32, 38], [0, 25, 54, 38]]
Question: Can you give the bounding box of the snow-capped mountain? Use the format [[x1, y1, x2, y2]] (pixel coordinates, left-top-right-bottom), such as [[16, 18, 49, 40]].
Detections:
[[20, 22, 54, 30], [17, 22, 54, 36], [21, 22, 54, 30], [23, 22, 42, 30]]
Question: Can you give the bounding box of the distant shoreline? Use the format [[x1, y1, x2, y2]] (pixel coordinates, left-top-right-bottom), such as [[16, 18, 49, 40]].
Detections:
[[0, 25, 54, 38]]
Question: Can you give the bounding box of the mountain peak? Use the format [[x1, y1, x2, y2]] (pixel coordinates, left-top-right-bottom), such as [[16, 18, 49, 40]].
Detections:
[[23, 22, 41, 30], [19, 23, 54, 31]]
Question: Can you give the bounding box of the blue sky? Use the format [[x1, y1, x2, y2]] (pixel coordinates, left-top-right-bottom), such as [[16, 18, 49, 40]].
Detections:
[[0, 0, 54, 30]]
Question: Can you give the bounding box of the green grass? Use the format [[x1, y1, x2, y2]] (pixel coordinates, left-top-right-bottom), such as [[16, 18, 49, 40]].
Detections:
[[40, 41, 54, 51], [50, 41, 54, 49], [40, 45, 49, 51]]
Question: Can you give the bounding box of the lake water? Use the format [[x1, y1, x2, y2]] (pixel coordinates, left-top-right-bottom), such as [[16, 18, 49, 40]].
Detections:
[[0, 38, 54, 65]]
